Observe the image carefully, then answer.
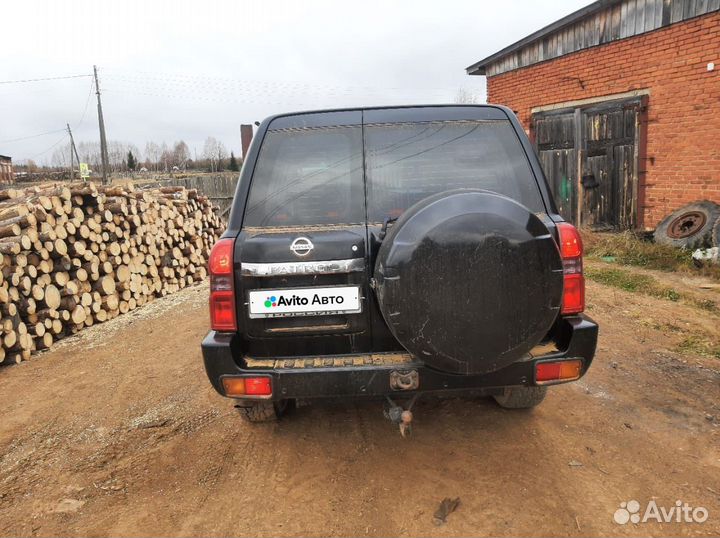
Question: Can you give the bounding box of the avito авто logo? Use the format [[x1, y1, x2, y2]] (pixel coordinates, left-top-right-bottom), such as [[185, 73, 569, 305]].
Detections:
[[264, 293, 345, 308]]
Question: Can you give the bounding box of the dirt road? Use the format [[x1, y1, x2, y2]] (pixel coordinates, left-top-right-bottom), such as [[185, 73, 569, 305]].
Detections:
[[1, 265, 719, 537]]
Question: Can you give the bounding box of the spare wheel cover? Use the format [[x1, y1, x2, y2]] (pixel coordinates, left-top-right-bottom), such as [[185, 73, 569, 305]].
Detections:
[[374, 189, 563, 375]]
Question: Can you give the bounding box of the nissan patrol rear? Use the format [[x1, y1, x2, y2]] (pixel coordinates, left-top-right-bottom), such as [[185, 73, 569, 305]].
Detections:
[[201, 105, 598, 429]]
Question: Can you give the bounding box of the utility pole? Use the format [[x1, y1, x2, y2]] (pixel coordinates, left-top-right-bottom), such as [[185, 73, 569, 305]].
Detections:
[[68, 125, 73, 181], [66, 123, 80, 180], [93, 65, 110, 184]]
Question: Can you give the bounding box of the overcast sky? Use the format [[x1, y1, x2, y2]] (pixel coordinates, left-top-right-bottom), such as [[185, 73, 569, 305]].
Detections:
[[1, 0, 590, 164]]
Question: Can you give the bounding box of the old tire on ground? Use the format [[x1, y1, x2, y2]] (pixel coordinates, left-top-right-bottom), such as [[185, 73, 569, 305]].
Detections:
[[653, 201, 720, 249], [493, 386, 547, 409], [237, 400, 289, 423], [374, 189, 563, 375], [712, 214, 720, 247]]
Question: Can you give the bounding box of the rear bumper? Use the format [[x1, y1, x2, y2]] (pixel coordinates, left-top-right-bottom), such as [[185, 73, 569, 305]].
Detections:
[[201, 315, 598, 402]]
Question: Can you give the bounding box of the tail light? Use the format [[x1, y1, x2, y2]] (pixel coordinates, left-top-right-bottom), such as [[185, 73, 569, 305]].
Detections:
[[209, 238, 237, 331], [536, 359, 583, 384], [221, 376, 272, 398], [557, 222, 584, 315]]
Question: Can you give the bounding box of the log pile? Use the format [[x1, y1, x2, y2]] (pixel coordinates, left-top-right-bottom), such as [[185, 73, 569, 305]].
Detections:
[[0, 182, 223, 365]]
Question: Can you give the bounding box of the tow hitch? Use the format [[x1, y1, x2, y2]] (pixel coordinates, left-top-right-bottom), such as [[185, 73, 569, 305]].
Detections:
[[384, 394, 419, 437], [389, 369, 419, 391]]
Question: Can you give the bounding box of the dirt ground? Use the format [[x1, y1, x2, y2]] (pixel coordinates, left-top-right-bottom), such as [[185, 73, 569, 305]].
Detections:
[[0, 263, 719, 537]]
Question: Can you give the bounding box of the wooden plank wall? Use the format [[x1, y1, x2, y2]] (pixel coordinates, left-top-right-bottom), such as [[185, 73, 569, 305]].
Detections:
[[487, 0, 719, 76], [0, 160, 13, 184], [580, 105, 638, 228], [163, 174, 239, 216], [532, 98, 641, 229], [539, 148, 578, 223], [534, 112, 578, 223]]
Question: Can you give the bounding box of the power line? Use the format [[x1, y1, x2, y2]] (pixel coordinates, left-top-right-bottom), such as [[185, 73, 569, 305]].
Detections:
[[104, 70, 465, 94], [0, 74, 91, 85], [74, 78, 95, 128], [102, 86, 456, 107], [3, 71, 96, 161], [104, 78, 457, 98], [0, 128, 67, 144], [28, 134, 69, 159], [100, 71, 464, 106]]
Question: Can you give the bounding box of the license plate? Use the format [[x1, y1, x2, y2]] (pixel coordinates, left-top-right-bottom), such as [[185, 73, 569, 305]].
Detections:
[[248, 286, 361, 318]]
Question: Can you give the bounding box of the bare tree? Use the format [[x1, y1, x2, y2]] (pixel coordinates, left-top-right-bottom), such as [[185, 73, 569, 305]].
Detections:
[[96, 141, 139, 173], [217, 141, 228, 171], [145, 141, 160, 171], [159, 142, 170, 172], [77, 141, 102, 172], [51, 145, 71, 168], [173, 140, 190, 170], [71, 140, 140, 175], [454, 88, 481, 104], [203, 136, 220, 172]]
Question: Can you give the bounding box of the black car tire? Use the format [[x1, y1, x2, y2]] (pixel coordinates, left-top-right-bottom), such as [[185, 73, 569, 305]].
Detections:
[[237, 400, 289, 422], [654, 201, 720, 249], [493, 386, 547, 409]]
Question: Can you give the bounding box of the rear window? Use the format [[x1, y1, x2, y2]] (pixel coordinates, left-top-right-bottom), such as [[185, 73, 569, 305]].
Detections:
[[364, 120, 544, 221], [243, 126, 364, 227]]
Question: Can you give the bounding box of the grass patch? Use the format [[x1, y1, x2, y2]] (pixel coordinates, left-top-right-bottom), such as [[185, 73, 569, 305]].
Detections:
[[695, 299, 719, 313], [586, 266, 719, 313], [638, 319, 684, 333], [677, 335, 720, 359], [585, 266, 680, 300], [582, 231, 720, 281]]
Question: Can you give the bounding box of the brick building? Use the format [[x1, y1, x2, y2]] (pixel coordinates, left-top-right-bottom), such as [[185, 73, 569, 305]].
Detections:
[[0, 155, 12, 184], [467, 0, 720, 230]]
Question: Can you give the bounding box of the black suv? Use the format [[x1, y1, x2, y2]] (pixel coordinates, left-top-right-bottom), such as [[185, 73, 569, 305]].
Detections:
[[202, 105, 598, 425]]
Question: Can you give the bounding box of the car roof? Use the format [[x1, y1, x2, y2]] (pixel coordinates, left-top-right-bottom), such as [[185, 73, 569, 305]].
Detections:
[[263, 104, 513, 130]]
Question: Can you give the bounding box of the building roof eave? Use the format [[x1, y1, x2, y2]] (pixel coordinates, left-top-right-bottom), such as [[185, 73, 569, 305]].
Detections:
[[466, 0, 621, 75]]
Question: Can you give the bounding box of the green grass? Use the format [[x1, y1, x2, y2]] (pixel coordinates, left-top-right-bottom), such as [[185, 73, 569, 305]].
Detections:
[[585, 266, 719, 313], [677, 335, 720, 359], [585, 266, 680, 299], [582, 231, 720, 281], [585, 265, 720, 360], [695, 299, 719, 313]]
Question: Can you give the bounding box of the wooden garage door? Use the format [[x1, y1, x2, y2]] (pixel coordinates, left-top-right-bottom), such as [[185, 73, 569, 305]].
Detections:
[[534, 111, 578, 223], [532, 98, 643, 230]]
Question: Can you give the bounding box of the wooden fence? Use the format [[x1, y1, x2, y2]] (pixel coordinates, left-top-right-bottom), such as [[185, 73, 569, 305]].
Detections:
[[4, 173, 240, 217], [159, 174, 239, 217]]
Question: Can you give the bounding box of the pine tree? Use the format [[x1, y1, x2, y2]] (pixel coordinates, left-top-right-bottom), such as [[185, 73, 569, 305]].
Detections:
[[127, 150, 137, 171], [229, 151, 239, 172]]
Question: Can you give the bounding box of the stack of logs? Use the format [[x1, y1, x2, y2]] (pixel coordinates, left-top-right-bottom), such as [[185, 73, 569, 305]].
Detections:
[[0, 182, 224, 365]]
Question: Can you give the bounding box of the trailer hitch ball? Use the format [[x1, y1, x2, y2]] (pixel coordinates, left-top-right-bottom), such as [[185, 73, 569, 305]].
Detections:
[[384, 395, 418, 437], [400, 410, 413, 437]]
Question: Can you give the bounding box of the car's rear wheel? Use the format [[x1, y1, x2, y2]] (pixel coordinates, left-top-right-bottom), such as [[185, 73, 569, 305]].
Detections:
[[493, 386, 547, 409], [236, 400, 289, 422]]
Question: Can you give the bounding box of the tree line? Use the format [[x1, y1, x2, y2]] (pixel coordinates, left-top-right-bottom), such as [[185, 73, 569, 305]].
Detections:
[[44, 136, 240, 174]]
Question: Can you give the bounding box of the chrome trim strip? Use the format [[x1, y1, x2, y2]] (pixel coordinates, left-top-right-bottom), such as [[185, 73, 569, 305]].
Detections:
[[241, 258, 365, 277], [265, 323, 350, 334]]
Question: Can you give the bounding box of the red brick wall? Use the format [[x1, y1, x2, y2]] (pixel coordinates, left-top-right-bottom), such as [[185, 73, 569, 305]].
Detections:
[[487, 11, 720, 229]]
